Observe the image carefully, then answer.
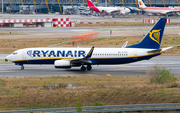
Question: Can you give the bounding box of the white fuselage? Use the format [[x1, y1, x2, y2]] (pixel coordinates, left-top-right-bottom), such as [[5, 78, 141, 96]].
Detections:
[[97, 7, 130, 14], [142, 7, 180, 14], [6, 47, 160, 65]]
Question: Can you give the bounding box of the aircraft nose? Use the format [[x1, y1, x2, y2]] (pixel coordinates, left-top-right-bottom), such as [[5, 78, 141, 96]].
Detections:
[[5, 55, 11, 62], [127, 8, 130, 12]]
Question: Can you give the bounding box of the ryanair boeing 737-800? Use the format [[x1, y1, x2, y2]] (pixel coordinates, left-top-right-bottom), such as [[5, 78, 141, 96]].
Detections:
[[5, 18, 172, 71]]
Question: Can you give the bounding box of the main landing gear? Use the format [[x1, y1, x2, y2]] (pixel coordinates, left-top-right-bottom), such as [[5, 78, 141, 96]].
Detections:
[[80, 65, 92, 71], [87, 65, 92, 70], [81, 65, 86, 71]]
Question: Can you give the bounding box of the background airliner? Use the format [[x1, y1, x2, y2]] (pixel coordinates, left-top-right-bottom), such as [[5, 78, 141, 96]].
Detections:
[[5, 18, 172, 71], [87, 0, 130, 14], [138, 0, 180, 15]]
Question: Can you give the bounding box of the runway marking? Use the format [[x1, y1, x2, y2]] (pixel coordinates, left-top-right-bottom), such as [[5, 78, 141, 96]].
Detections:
[[106, 74, 111, 77], [86, 74, 98, 77]]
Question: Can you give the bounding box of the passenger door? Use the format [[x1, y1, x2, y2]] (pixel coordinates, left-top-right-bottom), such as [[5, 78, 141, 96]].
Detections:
[[22, 50, 27, 59], [133, 50, 137, 59]]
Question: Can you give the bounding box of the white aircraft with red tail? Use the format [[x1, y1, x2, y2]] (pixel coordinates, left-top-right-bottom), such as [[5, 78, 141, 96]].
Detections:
[[87, 0, 130, 14]]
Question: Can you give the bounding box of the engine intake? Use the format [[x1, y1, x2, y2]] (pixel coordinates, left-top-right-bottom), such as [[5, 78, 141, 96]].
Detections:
[[54, 60, 71, 68]]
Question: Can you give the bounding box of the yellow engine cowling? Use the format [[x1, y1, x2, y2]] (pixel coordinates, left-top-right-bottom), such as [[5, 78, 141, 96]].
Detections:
[[54, 60, 71, 68]]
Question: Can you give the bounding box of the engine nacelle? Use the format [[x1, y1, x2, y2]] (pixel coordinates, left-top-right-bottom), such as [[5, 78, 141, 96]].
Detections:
[[54, 60, 71, 68], [120, 11, 125, 15]]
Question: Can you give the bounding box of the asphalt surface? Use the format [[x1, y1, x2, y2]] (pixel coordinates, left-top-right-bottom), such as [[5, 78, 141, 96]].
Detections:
[[0, 56, 179, 77], [0, 54, 8, 60], [0, 26, 180, 33], [1, 14, 180, 23]]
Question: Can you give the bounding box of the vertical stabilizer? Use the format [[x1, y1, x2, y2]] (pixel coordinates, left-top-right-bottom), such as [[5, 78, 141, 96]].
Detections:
[[87, 0, 100, 12], [138, 0, 146, 9], [126, 18, 167, 49], [87, 0, 95, 9]]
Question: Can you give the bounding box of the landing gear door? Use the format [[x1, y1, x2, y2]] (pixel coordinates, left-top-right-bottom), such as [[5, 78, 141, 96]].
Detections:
[[22, 50, 27, 59]]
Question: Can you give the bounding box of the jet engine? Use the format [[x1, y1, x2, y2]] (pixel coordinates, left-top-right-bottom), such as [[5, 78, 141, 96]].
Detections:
[[54, 60, 71, 68], [101, 10, 105, 13], [120, 11, 125, 15]]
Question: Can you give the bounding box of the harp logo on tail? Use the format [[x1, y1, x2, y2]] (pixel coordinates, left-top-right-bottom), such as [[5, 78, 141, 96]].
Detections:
[[149, 29, 161, 44]]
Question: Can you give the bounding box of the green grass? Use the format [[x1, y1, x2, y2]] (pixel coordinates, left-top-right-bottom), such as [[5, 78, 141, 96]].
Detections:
[[0, 32, 27, 35], [0, 75, 180, 111]]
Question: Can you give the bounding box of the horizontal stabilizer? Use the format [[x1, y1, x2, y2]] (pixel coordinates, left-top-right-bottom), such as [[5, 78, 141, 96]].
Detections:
[[161, 46, 173, 52], [148, 49, 161, 53]]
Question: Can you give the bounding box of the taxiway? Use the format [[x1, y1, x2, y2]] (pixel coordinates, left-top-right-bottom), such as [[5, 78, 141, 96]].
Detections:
[[0, 56, 179, 77]]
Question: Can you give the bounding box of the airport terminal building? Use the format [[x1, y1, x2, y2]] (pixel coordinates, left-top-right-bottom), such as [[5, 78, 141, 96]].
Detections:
[[0, 0, 180, 13]]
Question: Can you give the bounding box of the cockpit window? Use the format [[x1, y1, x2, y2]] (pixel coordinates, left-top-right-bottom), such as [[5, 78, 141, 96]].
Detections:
[[13, 52, 18, 55]]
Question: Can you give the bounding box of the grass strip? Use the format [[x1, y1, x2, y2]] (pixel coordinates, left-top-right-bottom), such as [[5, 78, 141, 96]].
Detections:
[[0, 76, 179, 111]]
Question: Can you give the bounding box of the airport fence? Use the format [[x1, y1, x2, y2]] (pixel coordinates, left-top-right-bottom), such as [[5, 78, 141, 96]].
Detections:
[[0, 103, 180, 113]]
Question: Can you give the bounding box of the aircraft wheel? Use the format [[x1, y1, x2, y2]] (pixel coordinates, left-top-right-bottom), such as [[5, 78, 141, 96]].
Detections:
[[21, 65, 24, 70], [81, 66, 86, 71], [87, 65, 92, 70]]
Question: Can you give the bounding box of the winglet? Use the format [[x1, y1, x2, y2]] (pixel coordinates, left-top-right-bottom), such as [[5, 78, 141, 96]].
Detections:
[[121, 41, 128, 48], [85, 46, 94, 58]]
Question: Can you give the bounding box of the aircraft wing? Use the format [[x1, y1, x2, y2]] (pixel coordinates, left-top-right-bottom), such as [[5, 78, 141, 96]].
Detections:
[[106, 9, 120, 13], [70, 47, 94, 64]]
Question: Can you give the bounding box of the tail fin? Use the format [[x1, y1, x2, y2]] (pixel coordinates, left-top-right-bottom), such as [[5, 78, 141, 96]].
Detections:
[[138, 0, 146, 9], [87, 0, 95, 9], [126, 18, 167, 49]]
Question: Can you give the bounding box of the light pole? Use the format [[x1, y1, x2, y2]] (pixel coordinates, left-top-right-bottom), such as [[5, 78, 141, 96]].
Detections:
[[105, 0, 107, 7], [2, 0, 3, 13]]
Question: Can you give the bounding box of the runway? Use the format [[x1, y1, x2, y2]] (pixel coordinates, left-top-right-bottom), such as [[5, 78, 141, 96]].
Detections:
[[1, 14, 180, 23], [0, 56, 179, 77], [0, 26, 180, 33], [0, 25, 180, 39]]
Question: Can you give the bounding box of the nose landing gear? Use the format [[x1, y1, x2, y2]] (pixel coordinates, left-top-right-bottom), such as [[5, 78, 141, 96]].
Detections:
[[21, 65, 24, 70]]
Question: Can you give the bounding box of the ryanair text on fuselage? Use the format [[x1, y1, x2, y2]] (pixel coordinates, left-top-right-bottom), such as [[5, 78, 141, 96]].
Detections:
[[27, 50, 86, 57]]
